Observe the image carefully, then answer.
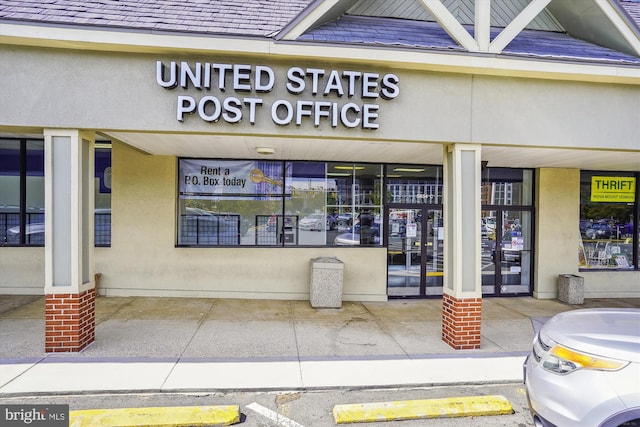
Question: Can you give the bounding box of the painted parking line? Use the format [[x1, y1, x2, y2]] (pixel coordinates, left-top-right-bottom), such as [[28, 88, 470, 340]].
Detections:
[[69, 405, 240, 427], [246, 402, 305, 427], [333, 395, 514, 424]]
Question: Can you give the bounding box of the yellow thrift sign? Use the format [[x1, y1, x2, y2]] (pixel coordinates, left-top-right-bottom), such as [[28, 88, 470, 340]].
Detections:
[[591, 176, 636, 202]]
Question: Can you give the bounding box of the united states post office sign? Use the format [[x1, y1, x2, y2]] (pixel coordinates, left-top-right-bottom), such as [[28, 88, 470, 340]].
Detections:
[[591, 176, 636, 202], [156, 60, 400, 130]]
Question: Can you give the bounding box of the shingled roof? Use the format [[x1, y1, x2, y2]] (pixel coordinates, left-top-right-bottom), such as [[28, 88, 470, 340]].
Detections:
[[298, 14, 640, 65], [0, 0, 313, 37], [621, 0, 640, 28], [0, 0, 638, 65]]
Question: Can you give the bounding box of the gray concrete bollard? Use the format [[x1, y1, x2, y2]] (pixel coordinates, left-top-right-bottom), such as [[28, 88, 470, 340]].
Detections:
[[558, 274, 584, 304], [310, 257, 344, 308]]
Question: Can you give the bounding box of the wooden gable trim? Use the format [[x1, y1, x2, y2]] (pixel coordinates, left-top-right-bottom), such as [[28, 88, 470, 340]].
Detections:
[[419, 0, 480, 52], [489, 0, 553, 53]]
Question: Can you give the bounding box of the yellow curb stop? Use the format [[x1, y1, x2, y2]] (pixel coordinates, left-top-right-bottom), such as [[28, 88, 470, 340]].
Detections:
[[69, 404, 240, 427], [333, 395, 514, 424]]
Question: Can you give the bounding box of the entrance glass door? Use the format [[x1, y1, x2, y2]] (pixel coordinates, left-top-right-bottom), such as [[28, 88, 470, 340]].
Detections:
[[424, 209, 444, 296], [482, 209, 532, 295], [387, 207, 443, 297]]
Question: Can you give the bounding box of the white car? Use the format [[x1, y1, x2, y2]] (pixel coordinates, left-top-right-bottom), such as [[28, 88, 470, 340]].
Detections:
[[299, 213, 326, 231], [524, 308, 640, 427]]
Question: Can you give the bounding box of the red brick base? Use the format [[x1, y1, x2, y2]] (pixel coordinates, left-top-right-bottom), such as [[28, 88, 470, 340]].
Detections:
[[45, 289, 96, 353], [442, 293, 482, 350]]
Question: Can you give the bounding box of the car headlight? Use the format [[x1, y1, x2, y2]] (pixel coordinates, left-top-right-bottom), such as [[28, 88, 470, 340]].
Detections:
[[542, 345, 629, 375]]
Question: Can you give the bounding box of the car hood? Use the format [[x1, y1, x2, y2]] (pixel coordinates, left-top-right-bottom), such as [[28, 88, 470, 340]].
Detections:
[[301, 217, 322, 222], [334, 233, 358, 244], [541, 308, 640, 363], [8, 223, 45, 235]]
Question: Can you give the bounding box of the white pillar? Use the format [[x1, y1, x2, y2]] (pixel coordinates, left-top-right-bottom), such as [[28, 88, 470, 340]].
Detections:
[[43, 129, 96, 352], [442, 144, 482, 349]]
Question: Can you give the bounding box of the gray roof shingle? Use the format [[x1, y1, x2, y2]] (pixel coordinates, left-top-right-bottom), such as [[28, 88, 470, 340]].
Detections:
[[620, 0, 640, 28], [298, 14, 640, 65], [0, 0, 314, 36], [0, 0, 638, 66]]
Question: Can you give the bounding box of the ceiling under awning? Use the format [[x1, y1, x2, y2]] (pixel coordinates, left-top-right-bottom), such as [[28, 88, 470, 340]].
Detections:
[[103, 131, 640, 171]]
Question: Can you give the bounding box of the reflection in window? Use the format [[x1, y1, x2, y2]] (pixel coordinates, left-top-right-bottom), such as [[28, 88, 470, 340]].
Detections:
[[326, 163, 383, 247], [481, 168, 533, 206], [285, 162, 327, 245], [1, 138, 111, 247], [579, 171, 637, 270], [0, 139, 45, 246], [177, 159, 284, 246], [385, 165, 443, 204], [95, 144, 111, 247], [177, 159, 386, 247]]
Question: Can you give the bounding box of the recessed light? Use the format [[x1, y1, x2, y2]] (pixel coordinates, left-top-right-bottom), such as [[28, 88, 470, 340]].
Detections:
[[256, 147, 275, 155], [393, 168, 425, 173], [334, 166, 365, 170]]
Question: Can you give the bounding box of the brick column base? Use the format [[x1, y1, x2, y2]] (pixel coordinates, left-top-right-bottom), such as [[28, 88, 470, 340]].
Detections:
[[45, 289, 96, 353], [442, 293, 482, 350]]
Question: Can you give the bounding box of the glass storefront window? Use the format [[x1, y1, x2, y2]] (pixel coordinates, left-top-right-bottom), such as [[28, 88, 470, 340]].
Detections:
[[24, 140, 45, 245], [385, 165, 443, 204], [481, 168, 534, 241], [326, 163, 383, 246], [177, 159, 284, 246], [285, 162, 328, 245], [0, 139, 44, 246], [95, 144, 112, 247], [177, 159, 385, 247], [1, 138, 110, 247], [1, 139, 22, 245], [579, 171, 637, 270], [481, 168, 533, 207]]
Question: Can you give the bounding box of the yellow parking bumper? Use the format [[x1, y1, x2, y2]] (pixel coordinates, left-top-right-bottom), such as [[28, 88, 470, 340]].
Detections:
[[70, 405, 240, 427], [333, 395, 513, 424]]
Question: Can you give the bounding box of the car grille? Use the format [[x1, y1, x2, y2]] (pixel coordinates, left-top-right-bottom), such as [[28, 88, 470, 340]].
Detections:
[[532, 333, 552, 363], [532, 344, 542, 362], [538, 333, 551, 351]]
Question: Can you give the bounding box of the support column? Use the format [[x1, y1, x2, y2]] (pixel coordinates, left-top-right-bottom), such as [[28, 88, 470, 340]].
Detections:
[[44, 129, 96, 353], [442, 144, 482, 350]]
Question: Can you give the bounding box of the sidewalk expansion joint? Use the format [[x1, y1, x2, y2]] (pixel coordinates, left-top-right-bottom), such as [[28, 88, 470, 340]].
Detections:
[[332, 394, 514, 424]]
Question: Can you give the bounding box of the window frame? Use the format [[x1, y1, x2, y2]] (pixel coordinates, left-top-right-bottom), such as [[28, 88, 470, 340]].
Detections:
[[0, 138, 45, 247], [578, 170, 639, 271], [176, 158, 390, 248], [1, 137, 112, 248]]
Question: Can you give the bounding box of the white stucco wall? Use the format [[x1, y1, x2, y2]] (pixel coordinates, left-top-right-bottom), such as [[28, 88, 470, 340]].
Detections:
[[1, 47, 638, 300], [582, 271, 640, 298], [92, 141, 388, 301], [1, 46, 639, 151], [535, 168, 640, 299], [535, 168, 581, 299], [471, 77, 639, 149], [0, 247, 44, 294]]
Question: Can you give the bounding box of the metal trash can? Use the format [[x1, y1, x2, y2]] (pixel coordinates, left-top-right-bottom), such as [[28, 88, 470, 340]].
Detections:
[[558, 274, 584, 304], [310, 257, 344, 308]]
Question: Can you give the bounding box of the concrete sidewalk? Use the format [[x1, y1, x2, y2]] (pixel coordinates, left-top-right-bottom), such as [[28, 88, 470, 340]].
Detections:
[[1, 295, 639, 396]]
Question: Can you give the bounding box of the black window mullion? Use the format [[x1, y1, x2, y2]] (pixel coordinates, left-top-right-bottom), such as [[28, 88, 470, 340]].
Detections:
[[635, 172, 639, 269], [281, 161, 286, 247], [19, 139, 27, 245]]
